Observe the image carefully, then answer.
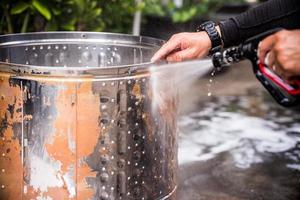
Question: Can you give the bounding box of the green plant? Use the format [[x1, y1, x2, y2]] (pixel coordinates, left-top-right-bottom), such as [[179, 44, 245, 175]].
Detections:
[[0, 0, 246, 34], [144, 0, 246, 23], [97, 0, 139, 33], [0, 0, 140, 34]]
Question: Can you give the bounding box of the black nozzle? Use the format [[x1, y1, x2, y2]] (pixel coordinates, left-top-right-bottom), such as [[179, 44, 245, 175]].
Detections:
[[212, 51, 224, 69], [212, 46, 242, 70]]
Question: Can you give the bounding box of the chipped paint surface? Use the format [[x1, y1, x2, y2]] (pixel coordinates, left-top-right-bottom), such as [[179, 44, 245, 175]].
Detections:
[[76, 81, 101, 199], [0, 70, 178, 200], [29, 154, 64, 192], [0, 32, 178, 200], [0, 72, 23, 200]]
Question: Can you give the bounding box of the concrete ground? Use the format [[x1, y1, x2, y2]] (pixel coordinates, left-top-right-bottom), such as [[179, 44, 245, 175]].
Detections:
[[176, 61, 300, 200]]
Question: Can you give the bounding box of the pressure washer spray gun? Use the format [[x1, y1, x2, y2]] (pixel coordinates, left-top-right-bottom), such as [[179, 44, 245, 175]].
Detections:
[[212, 28, 300, 107]]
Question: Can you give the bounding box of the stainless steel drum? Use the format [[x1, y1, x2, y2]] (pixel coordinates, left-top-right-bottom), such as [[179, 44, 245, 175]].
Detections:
[[0, 32, 178, 200]]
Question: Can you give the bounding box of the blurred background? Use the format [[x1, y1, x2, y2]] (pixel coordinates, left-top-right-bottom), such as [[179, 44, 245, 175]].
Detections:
[[0, 0, 261, 37]]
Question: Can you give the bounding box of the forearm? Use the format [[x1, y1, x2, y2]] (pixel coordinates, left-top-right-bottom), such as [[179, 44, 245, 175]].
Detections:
[[219, 0, 300, 47]]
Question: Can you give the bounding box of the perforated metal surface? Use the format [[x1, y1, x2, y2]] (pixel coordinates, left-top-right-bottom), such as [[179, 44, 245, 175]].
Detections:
[[0, 32, 177, 200]]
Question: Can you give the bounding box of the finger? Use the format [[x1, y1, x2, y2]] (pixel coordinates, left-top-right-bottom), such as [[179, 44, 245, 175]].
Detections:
[[272, 49, 289, 78], [151, 38, 181, 62], [265, 51, 275, 68], [166, 48, 196, 62], [258, 34, 276, 64], [274, 59, 294, 81], [272, 58, 288, 79]]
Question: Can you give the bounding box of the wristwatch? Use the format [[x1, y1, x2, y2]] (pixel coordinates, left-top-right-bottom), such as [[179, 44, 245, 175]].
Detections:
[[197, 21, 223, 54]]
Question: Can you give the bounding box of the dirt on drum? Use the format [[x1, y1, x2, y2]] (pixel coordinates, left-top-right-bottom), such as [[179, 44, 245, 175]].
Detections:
[[0, 32, 178, 200]]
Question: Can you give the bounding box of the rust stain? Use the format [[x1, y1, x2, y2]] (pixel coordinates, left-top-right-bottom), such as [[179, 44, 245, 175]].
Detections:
[[132, 83, 143, 101], [24, 186, 71, 200], [45, 82, 77, 172], [0, 73, 23, 200], [42, 82, 77, 199], [76, 81, 101, 199]]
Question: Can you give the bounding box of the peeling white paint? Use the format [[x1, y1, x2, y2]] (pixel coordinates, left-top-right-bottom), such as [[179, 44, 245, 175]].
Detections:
[[23, 185, 27, 194], [30, 154, 64, 193], [63, 164, 76, 198], [37, 195, 53, 200]]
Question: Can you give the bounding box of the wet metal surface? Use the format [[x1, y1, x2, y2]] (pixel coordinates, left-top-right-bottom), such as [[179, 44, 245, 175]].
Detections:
[[0, 32, 177, 200]]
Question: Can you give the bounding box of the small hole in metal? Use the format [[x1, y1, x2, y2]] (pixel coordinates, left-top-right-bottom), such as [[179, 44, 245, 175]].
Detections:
[[100, 96, 110, 103], [100, 118, 109, 124]]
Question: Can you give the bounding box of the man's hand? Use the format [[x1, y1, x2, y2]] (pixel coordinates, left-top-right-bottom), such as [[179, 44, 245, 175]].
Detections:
[[151, 31, 212, 62], [258, 29, 300, 80]]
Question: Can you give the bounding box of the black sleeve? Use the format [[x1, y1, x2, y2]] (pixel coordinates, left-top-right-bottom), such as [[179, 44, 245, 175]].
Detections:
[[219, 0, 300, 47]]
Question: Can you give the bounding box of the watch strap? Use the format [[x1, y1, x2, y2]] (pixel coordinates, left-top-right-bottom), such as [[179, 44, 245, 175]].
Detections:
[[197, 21, 222, 54]]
